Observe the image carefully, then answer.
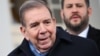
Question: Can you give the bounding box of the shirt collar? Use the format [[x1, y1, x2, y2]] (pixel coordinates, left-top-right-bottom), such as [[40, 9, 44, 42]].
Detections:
[[29, 42, 47, 56], [78, 26, 89, 38]]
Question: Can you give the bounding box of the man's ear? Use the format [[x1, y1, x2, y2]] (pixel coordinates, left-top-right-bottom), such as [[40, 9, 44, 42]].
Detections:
[[20, 26, 29, 40], [88, 7, 92, 16], [51, 17, 56, 27], [60, 9, 64, 20], [52, 17, 56, 23]]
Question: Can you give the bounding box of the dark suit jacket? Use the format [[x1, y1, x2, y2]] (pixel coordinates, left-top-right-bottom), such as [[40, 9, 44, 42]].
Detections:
[[8, 27, 100, 56], [87, 25, 100, 51]]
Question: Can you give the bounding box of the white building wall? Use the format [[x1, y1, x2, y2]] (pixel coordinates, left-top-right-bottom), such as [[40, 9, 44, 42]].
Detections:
[[89, 0, 100, 29], [0, 0, 13, 56]]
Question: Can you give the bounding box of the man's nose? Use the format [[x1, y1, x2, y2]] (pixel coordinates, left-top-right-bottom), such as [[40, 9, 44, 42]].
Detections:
[[72, 6, 78, 13], [39, 24, 47, 34]]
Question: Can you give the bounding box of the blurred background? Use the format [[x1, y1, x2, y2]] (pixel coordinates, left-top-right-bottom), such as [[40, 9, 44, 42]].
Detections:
[[0, 0, 100, 56]]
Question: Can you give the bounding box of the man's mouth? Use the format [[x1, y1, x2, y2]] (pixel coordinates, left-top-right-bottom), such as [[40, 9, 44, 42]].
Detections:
[[71, 15, 81, 19], [38, 36, 49, 45]]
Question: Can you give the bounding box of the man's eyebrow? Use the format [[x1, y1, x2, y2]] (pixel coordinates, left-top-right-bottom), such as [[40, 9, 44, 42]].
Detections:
[[30, 22, 39, 26]]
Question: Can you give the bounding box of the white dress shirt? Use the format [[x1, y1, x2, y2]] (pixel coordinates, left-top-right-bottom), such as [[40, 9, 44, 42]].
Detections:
[[78, 26, 89, 38]]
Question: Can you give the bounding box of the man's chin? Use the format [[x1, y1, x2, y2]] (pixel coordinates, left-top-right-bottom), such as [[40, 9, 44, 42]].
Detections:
[[38, 42, 52, 52], [38, 45, 51, 53], [71, 24, 80, 27]]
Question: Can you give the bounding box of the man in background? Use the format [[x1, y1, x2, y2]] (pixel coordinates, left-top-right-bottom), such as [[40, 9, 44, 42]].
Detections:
[[60, 0, 100, 51]]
